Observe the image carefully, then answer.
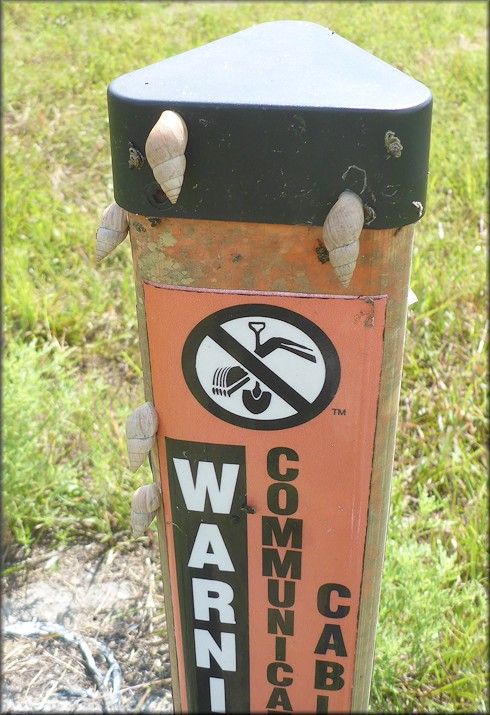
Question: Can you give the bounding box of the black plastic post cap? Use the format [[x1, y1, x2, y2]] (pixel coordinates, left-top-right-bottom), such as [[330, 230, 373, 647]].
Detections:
[[108, 20, 432, 228]]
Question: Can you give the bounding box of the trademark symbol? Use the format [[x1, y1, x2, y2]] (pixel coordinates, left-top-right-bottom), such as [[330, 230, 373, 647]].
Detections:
[[333, 408, 347, 416]]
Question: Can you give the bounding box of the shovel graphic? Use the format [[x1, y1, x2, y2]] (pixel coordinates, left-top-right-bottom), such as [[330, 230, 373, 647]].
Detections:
[[241, 321, 316, 414], [211, 322, 315, 415], [242, 380, 272, 414], [248, 321, 316, 362]]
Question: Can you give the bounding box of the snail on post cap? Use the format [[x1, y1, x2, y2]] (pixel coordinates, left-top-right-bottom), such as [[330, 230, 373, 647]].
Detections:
[[145, 110, 188, 205]]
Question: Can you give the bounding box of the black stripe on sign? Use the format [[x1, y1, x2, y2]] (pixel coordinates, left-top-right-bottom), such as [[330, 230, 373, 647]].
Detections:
[[166, 438, 250, 714]]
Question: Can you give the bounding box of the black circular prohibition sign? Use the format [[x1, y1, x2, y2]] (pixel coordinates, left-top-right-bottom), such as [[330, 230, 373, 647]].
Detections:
[[182, 304, 341, 430]]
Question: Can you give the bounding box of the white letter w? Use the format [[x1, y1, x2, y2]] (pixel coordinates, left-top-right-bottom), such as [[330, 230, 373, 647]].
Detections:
[[173, 459, 239, 513]]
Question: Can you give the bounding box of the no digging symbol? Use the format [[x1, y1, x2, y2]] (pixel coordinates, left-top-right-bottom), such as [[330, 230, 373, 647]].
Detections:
[[182, 304, 341, 430]]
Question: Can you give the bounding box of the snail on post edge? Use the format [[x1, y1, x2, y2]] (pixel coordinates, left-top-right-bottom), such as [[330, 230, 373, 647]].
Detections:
[[126, 402, 158, 472], [131, 483, 162, 537], [95, 202, 129, 262]]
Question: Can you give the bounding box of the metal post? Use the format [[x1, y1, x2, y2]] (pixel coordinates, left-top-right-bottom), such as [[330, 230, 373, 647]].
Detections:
[[97, 20, 431, 713]]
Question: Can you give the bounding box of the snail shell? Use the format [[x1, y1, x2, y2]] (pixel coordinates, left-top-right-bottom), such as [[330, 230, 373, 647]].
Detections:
[[131, 483, 161, 537], [322, 191, 364, 287], [126, 402, 158, 472], [145, 110, 188, 205], [95, 202, 129, 262]]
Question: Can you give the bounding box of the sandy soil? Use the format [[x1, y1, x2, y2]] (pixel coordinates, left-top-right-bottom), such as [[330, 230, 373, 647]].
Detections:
[[2, 540, 174, 713]]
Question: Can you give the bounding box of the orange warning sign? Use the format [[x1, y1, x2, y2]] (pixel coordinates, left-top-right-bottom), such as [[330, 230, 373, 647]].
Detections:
[[144, 283, 387, 714]]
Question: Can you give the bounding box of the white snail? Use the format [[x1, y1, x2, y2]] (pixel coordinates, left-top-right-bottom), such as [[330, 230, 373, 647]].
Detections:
[[322, 190, 364, 287], [145, 110, 188, 204], [126, 402, 158, 472], [131, 483, 161, 537], [95, 202, 129, 262]]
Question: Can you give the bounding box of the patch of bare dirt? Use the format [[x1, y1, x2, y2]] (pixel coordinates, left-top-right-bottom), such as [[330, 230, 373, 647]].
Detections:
[[2, 541, 174, 713]]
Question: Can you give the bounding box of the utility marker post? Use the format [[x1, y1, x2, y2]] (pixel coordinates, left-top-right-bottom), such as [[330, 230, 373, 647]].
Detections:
[[97, 21, 431, 713]]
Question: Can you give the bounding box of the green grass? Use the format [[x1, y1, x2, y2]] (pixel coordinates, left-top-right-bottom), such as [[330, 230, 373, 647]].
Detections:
[[3, 337, 150, 548], [3, 1, 487, 712]]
